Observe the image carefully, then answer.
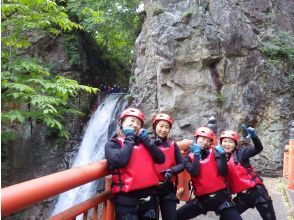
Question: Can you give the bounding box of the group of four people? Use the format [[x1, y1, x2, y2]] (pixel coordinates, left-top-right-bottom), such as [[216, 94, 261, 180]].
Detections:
[[104, 108, 276, 220]]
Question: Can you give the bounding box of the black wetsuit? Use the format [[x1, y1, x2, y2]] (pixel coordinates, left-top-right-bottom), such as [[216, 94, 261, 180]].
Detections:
[[176, 148, 242, 220], [105, 132, 165, 220], [223, 136, 276, 220], [153, 137, 185, 220]]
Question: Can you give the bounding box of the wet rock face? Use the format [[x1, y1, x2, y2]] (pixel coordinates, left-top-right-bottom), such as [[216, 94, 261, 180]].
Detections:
[[130, 0, 294, 175]]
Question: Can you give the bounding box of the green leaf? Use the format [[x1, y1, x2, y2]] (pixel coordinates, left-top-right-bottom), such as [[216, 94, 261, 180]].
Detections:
[[1, 0, 138, 139], [2, 110, 26, 123]]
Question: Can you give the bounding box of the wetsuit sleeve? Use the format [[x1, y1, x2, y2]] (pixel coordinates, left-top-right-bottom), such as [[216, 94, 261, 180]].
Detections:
[[140, 136, 165, 164], [185, 153, 200, 176], [242, 136, 263, 160], [215, 153, 228, 177], [170, 142, 185, 174], [104, 136, 135, 170]]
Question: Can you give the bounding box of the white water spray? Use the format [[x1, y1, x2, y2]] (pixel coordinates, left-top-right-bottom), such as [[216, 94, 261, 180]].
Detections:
[[51, 94, 126, 216]]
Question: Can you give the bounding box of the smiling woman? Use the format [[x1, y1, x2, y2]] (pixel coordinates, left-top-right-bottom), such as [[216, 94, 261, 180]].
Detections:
[[104, 107, 165, 220], [219, 127, 277, 220], [177, 126, 243, 220], [151, 113, 185, 220], [220, 130, 239, 154]]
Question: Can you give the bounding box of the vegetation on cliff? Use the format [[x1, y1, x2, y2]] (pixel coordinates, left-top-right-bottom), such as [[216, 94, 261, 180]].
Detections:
[[1, 0, 141, 141]]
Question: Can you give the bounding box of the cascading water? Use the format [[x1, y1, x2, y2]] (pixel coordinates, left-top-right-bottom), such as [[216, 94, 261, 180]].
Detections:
[[51, 93, 127, 216]]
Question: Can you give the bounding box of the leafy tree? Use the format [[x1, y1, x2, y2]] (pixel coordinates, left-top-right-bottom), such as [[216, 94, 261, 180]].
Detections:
[[65, 0, 142, 69], [1, 0, 98, 140]]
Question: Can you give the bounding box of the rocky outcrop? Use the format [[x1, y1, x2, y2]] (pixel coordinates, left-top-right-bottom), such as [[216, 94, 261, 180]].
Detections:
[[130, 0, 294, 175]]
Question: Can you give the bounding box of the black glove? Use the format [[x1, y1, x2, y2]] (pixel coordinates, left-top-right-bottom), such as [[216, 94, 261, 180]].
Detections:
[[164, 169, 173, 182], [154, 137, 162, 146]]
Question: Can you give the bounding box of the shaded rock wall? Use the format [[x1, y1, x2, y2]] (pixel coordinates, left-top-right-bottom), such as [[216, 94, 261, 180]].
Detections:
[[130, 0, 294, 175]]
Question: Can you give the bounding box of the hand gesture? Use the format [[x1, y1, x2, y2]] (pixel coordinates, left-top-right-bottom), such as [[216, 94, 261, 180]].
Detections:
[[138, 128, 149, 141], [241, 124, 257, 139], [122, 127, 136, 137], [189, 139, 201, 155], [164, 169, 173, 182], [154, 137, 162, 146], [214, 145, 225, 154]]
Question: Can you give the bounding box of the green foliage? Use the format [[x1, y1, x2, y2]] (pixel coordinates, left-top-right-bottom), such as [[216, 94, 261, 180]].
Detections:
[[65, 0, 141, 69], [2, 0, 141, 141], [215, 93, 225, 106], [182, 5, 203, 18], [1, 131, 16, 143], [62, 34, 81, 66], [123, 93, 134, 102], [261, 32, 294, 97], [129, 75, 135, 83], [1, 146, 9, 159], [290, 72, 294, 97], [1, 0, 97, 140], [2, 57, 97, 139], [261, 32, 294, 64], [1, 0, 82, 49]]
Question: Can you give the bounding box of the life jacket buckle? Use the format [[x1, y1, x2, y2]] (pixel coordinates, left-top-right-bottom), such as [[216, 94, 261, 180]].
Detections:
[[208, 193, 216, 198], [139, 196, 151, 203]]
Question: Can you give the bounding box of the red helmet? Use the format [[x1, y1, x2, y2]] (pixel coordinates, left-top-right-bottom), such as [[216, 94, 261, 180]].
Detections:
[[220, 130, 239, 143], [152, 113, 173, 128], [119, 108, 145, 125], [194, 127, 214, 141]]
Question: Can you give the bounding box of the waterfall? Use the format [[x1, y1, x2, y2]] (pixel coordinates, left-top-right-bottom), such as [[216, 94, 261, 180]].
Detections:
[[51, 94, 127, 216]]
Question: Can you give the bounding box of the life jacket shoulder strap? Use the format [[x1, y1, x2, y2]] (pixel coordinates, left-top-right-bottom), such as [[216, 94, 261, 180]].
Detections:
[[233, 151, 238, 164]]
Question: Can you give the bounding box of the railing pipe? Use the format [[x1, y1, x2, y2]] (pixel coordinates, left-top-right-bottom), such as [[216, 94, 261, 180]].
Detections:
[[102, 176, 115, 220], [286, 124, 294, 190], [2, 140, 193, 218], [49, 190, 111, 220], [288, 139, 294, 190], [93, 207, 98, 220], [1, 159, 109, 216]]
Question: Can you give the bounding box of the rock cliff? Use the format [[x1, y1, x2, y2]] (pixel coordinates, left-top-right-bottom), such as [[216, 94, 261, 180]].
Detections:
[[130, 0, 294, 175]]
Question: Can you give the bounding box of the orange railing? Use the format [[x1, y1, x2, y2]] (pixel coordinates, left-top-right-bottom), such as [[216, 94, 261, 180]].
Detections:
[[284, 138, 294, 190], [1, 160, 110, 218], [50, 176, 114, 220], [1, 140, 193, 219], [5, 136, 293, 219]]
